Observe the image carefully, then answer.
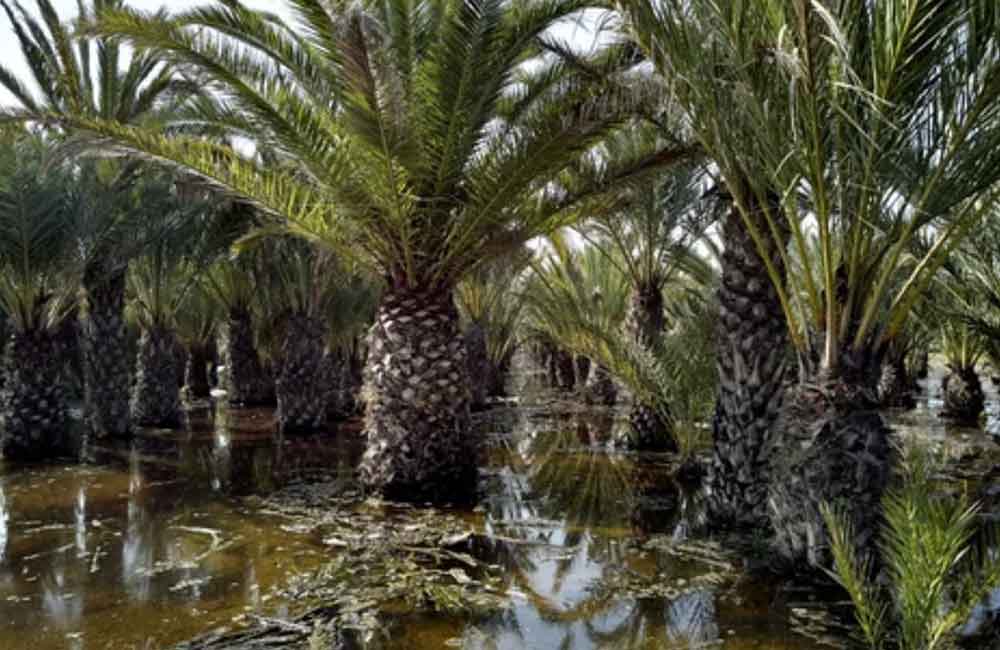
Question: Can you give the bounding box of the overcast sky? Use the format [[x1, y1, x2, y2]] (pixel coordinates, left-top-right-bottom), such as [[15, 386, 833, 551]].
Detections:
[[0, 0, 602, 106]]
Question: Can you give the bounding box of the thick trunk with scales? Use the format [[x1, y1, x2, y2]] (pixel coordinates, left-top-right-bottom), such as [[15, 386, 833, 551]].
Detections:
[[622, 283, 676, 451], [275, 311, 329, 434], [941, 366, 984, 426], [1, 329, 71, 461], [224, 305, 274, 406], [707, 199, 790, 528], [82, 264, 132, 439], [879, 353, 916, 409], [131, 325, 183, 429], [359, 286, 476, 504], [767, 384, 893, 570], [184, 343, 214, 401], [464, 321, 490, 410]]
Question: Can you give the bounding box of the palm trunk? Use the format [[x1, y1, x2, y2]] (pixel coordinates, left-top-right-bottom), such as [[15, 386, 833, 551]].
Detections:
[[584, 362, 618, 407], [184, 343, 213, 400], [1, 329, 70, 461], [623, 283, 676, 451], [359, 286, 476, 503], [224, 305, 273, 406], [768, 381, 893, 570], [555, 348, 576, 391], [879, 353, 916, 409], [941, 365, 984, 426], [463, 321, 489, 410], [131, 325, 182, 428], [82, 264, 131, 439], [275, 311, 328, 434], [707, 197, 790, 528]]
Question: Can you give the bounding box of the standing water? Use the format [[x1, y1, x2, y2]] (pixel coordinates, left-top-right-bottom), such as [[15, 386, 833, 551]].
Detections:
[[1, 372, 998, 649]]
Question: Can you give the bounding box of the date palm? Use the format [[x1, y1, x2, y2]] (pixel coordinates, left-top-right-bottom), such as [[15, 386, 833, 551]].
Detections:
[[0, 134, 81, 460], [577, 151, 717, 449], [51, 0, 688, 502], [620, 0, 1000, 565], [0, 0, 197, 439]]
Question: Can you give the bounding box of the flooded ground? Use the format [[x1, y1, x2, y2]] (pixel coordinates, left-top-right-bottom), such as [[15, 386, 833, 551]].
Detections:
[[2, 370, 999, 650]]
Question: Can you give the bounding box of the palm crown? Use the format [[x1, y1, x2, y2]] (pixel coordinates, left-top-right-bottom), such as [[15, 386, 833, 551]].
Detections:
[[48, 0, 685, 292]]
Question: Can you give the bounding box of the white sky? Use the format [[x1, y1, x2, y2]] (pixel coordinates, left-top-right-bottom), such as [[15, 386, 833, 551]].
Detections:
[[0, 0, 602, 107]]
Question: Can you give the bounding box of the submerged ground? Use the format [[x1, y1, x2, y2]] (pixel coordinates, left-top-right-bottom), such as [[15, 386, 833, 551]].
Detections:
[[1, 369, 998, 650]]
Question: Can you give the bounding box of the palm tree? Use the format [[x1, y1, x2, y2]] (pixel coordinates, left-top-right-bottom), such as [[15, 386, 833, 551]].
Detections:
[[0, 134, 81, 460], [577, 154, 717, 448], [50, 0, 688, 502], [127, 180, 231, 428], [174, 278, 220, 401], [0, 0, 197, 439], [256, 237, 349, 434], [620, 0, 1000, 565], [456, 248, 532, 409]]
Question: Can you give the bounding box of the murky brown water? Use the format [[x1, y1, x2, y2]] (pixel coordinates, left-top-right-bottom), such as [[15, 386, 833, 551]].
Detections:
[[2, 369, 999, 650]]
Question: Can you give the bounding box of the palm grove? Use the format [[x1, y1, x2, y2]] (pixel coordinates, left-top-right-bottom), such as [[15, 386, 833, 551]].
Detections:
[[0, 0, 998, 574]]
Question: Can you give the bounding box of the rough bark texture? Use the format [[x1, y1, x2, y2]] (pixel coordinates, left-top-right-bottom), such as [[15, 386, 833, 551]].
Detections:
[[131, 325, 183, 429], [1, 329, 71, 461], [555, 349, 576, 392], [622, 283, 676, 451], [767, 385, 893, 570], [275, 312, 329, 434], [82, 265, 132, 439], [463, 321, 490, 410], [225, 305, 274, 406], [184, 344, 213, 400], [359, 287, 476, 504], [707, 200, 790, 527], [879, 354, 916, 409], [941, 366, 985, 426], [584, 363, 618, 407]]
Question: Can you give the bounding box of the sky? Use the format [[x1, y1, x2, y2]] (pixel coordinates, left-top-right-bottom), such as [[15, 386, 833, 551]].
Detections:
[[0, 0, 602, 107], [0, 0, 290, 105]]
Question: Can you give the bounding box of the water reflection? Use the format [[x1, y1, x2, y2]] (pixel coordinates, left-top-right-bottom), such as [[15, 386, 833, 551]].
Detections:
[[0, 481, 7, 563]]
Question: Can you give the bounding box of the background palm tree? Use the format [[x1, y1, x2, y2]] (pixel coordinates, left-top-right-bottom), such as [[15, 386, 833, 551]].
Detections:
[[126, 179, 233, 428], [0, 134, 81, 460], [56, 0, 689, 503], [0, 0, 198, 439], [576, 154, 717, 448]]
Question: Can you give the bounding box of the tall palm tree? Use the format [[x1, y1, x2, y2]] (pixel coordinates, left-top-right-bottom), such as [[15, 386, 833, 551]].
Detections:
[[619, 0, 1000, 566], [0, 0, 197, 439], [50, 0, 688, 502], [0, 134, 81, 460]]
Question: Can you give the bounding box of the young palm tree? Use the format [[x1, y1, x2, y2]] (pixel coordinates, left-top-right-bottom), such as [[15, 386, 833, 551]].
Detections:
[[0, 0, 197, 439], [577, 155, 717, 449], [0, 135, 81, 460], [256, 237, 348, 434], [523, 237, 633, 412], [174, 279, 220, 401], [51, 0, 687, 502], [456, 248, 532, 408], [620, 0, 1000, 564], [127, 182, 231, 428]]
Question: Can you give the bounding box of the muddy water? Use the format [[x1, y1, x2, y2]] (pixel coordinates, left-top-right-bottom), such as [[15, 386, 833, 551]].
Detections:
[[1, 372, 998, 650], [0, 405, 358, 650]]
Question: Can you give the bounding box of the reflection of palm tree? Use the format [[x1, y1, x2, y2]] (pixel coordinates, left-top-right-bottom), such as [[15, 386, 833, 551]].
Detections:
[[586, 598, 664, 649], [0, 482, 8, 563], [122, 448, 152, 603], [667, 590, 719, 649], [525, 424, 636, 533]]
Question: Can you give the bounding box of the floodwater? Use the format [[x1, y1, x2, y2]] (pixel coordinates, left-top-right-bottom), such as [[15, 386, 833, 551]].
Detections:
[[1, 371, 998, 650]]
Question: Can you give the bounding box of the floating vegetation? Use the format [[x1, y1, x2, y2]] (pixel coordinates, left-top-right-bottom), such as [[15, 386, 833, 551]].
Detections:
[[243, 481, 509, 646]]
